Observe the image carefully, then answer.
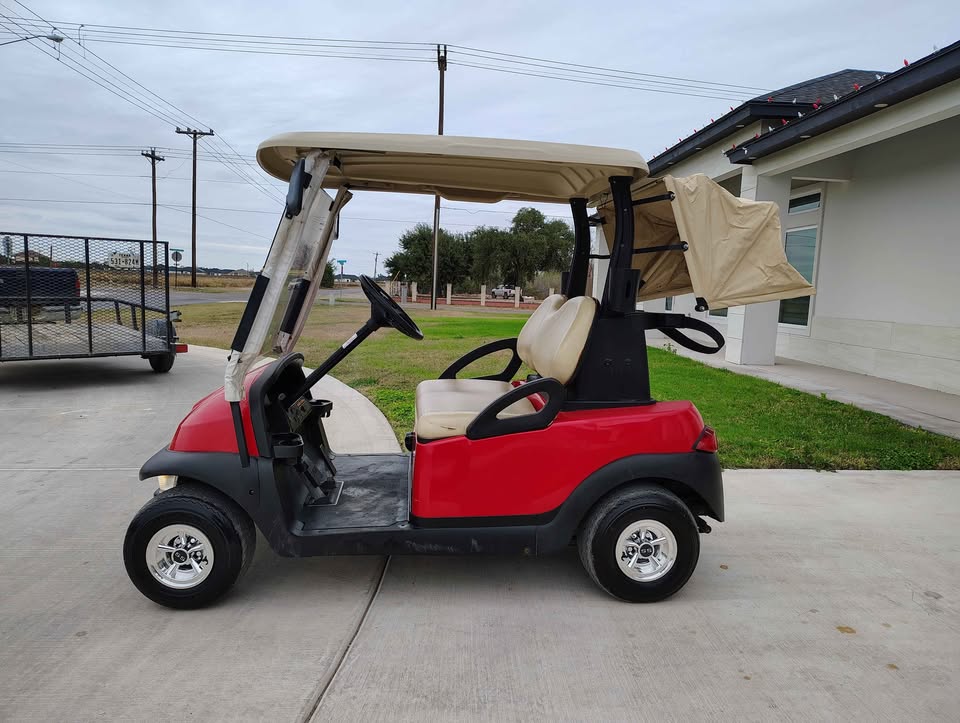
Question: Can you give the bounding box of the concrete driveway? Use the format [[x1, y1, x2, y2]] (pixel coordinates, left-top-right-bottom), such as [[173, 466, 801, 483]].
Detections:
[[1, 348, 958, 721]]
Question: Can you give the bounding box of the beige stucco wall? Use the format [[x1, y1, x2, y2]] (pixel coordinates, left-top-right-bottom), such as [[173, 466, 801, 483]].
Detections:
[[776, 114, 960, 394]]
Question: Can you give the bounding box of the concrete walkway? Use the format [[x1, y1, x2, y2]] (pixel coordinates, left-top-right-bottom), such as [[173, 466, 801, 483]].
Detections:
[[1, 348, 958, 721], [0, 347, 396, 721], [651, 339, 960, 439]]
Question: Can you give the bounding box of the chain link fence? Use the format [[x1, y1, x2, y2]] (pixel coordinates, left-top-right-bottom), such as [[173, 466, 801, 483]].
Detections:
[[0, 233, 173, 361]]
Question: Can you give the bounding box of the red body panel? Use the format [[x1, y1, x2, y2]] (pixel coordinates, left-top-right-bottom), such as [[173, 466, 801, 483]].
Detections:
[[169, 367, 266, 456], [412, 401, 705, 519]]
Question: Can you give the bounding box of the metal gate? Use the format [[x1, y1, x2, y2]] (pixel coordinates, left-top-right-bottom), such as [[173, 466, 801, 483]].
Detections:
[[0, 232, 173, 361]]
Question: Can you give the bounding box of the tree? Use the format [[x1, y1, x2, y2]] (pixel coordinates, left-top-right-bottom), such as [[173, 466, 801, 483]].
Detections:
[[320, 260, 335, 288], [495, 227, 544, 287], [468, 226, 510, 286], [473, 208, 574, 287], [384, 223, 472, 289], [386, 209, 574, 292]]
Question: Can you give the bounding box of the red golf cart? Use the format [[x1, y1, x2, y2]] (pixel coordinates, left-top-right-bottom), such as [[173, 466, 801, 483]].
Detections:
[[123, 133, 813, 608]]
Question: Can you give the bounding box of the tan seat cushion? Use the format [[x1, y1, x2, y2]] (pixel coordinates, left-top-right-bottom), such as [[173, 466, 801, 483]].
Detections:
[[415, 378, 536, 440], [415, 295, 595, 440], [517, 294, 596, 384]]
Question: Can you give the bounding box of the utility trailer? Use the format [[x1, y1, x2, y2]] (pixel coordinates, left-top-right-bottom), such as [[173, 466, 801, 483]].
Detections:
[[0, 232, 185, 372]]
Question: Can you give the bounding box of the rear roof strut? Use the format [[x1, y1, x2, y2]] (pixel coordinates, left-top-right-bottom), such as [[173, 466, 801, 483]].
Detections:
[[600, 176, 639, 316], [563, 198, 591, 298]]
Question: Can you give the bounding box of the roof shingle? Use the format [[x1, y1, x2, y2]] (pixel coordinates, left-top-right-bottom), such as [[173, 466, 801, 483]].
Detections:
[[752, 68, 888, 103]]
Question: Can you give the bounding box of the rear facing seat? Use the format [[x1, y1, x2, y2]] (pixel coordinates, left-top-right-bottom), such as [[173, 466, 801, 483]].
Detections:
[[414, 294, 596, 440]]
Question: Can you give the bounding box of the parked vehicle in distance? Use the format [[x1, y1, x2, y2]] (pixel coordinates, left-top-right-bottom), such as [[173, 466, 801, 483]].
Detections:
[[0, 265, 80, 320], [490, 284, 515, 299]]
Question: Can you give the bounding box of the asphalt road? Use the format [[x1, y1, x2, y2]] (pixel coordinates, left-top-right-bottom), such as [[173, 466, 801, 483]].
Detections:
[[169, 286, 367, 306], [1, 349, 958, 721]]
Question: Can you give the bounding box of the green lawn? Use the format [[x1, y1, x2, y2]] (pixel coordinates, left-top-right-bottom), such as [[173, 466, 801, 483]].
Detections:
[[179, 301, 960, 470]]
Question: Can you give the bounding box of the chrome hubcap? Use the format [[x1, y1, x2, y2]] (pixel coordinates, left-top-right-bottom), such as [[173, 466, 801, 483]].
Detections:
[[615, 520, 677, 582], [146, 524, 214, 589]]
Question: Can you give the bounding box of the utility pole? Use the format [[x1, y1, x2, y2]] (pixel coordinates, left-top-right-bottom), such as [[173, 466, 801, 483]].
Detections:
[[141, 148, 165, 287], [430, 44, 447, 311], [373, 251, 379, 279], [175, 126, 214, 287]]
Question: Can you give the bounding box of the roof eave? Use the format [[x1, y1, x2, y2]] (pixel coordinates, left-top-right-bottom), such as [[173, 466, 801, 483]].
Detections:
[[726, 42, 960, 164], [647, 102, 813, 175]]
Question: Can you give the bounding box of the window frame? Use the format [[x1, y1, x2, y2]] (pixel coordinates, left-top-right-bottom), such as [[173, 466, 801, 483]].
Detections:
[[778, 184, 825, 333], [778, 223, 819, 329], [787, 191, 822, 215]]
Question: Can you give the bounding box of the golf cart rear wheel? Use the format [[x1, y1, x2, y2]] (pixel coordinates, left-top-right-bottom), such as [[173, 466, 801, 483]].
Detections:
[[124, 485, 255, 609], [148, 352, 175, 373], [578, 486, 700, 603]]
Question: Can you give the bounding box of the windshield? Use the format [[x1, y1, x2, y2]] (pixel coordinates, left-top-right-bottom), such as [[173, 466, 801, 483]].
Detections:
[[261, 187, 338, 357]]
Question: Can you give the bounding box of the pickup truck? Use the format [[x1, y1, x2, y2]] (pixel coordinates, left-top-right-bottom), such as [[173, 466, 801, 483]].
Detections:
[[490, 284, 516, 299], [0, 266, 81, 319]]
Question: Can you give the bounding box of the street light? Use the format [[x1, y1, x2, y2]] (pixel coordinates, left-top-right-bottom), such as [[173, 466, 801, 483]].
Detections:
[[0, 31, 65, 47]]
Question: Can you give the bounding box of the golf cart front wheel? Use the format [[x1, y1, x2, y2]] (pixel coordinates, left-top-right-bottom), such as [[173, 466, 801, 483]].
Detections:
[[124, 485, 255, 609], [148, 352, 175, 373], [578, 486, 700, 603]]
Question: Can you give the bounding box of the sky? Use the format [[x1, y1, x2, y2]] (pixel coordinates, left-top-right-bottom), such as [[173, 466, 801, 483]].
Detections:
[[1, 0, 958, 276]]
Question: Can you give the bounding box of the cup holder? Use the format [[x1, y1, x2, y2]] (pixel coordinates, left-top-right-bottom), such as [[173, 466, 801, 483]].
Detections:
[[272, 433, 304, 464], [310, 399, 333, 418]]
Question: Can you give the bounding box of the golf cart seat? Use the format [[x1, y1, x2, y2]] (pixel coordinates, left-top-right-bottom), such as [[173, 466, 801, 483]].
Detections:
[[415, 294, 596, 440]]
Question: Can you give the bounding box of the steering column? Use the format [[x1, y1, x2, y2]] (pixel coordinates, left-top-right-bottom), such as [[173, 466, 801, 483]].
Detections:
[[291, 275, 422, 400]]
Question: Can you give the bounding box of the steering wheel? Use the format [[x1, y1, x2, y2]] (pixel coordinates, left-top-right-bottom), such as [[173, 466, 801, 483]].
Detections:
[[359, 275, 424, 341]]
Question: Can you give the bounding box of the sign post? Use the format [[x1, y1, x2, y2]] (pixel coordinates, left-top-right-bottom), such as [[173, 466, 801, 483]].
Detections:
[[171, 248, 183, 288], [335, 259, 347, 297]]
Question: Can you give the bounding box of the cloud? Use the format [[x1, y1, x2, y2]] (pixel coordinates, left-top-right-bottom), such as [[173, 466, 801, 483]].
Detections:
[[3, 0, 958, 276]]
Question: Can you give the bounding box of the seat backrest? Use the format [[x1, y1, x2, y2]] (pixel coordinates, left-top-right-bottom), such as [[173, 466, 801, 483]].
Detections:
[[517, 294, 597, 385]]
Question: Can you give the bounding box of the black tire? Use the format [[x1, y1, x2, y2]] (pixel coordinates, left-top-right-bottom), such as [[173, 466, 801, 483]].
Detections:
[[578, 485, 700, 603], [148, 352, 175, 373], [123, 484, 256, 609]]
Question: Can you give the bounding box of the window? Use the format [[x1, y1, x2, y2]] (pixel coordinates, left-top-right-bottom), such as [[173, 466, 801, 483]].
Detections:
[[778, 227, 817, 325], [788, 192, 821, 214], [709, 308, 727, 317], [664, 296, 673, 311]]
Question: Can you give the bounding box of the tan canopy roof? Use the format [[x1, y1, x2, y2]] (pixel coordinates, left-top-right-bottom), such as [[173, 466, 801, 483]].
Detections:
[[257, 132, 648, 204], [598, 174, 815, 310]]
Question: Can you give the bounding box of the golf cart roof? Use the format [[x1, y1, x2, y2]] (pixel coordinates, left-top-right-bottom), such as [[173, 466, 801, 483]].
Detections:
[[257, 132, 649, 203]]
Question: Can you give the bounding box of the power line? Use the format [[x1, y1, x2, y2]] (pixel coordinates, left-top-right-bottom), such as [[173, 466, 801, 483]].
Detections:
[[3, 3, 283, 205], [447, 44, 768, 92], [0, 166, 568, 223], [0, 146, 250, 162], [2, 12, 767, 99], [0, 141, 279, 196], [3, 18, 436, 49], [0, 197, 534, 228], [449, 60, 750, 102], [0, 168, 282, 184], [0, 153, 272, 241]]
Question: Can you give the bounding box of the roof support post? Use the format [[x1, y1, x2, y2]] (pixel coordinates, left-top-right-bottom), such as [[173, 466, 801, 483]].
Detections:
[[724, 168, 790, 365], [600, 176, 639, 315], [564, 198, 591, 298]]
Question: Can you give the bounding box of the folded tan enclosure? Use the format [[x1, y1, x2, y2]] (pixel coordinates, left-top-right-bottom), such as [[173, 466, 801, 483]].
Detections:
[[598, 174, 815, 310]]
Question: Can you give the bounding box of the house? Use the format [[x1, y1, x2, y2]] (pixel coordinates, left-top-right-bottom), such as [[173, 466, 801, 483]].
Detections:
[[615, 41, 960, 395], [11, 249, 49, 264]]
